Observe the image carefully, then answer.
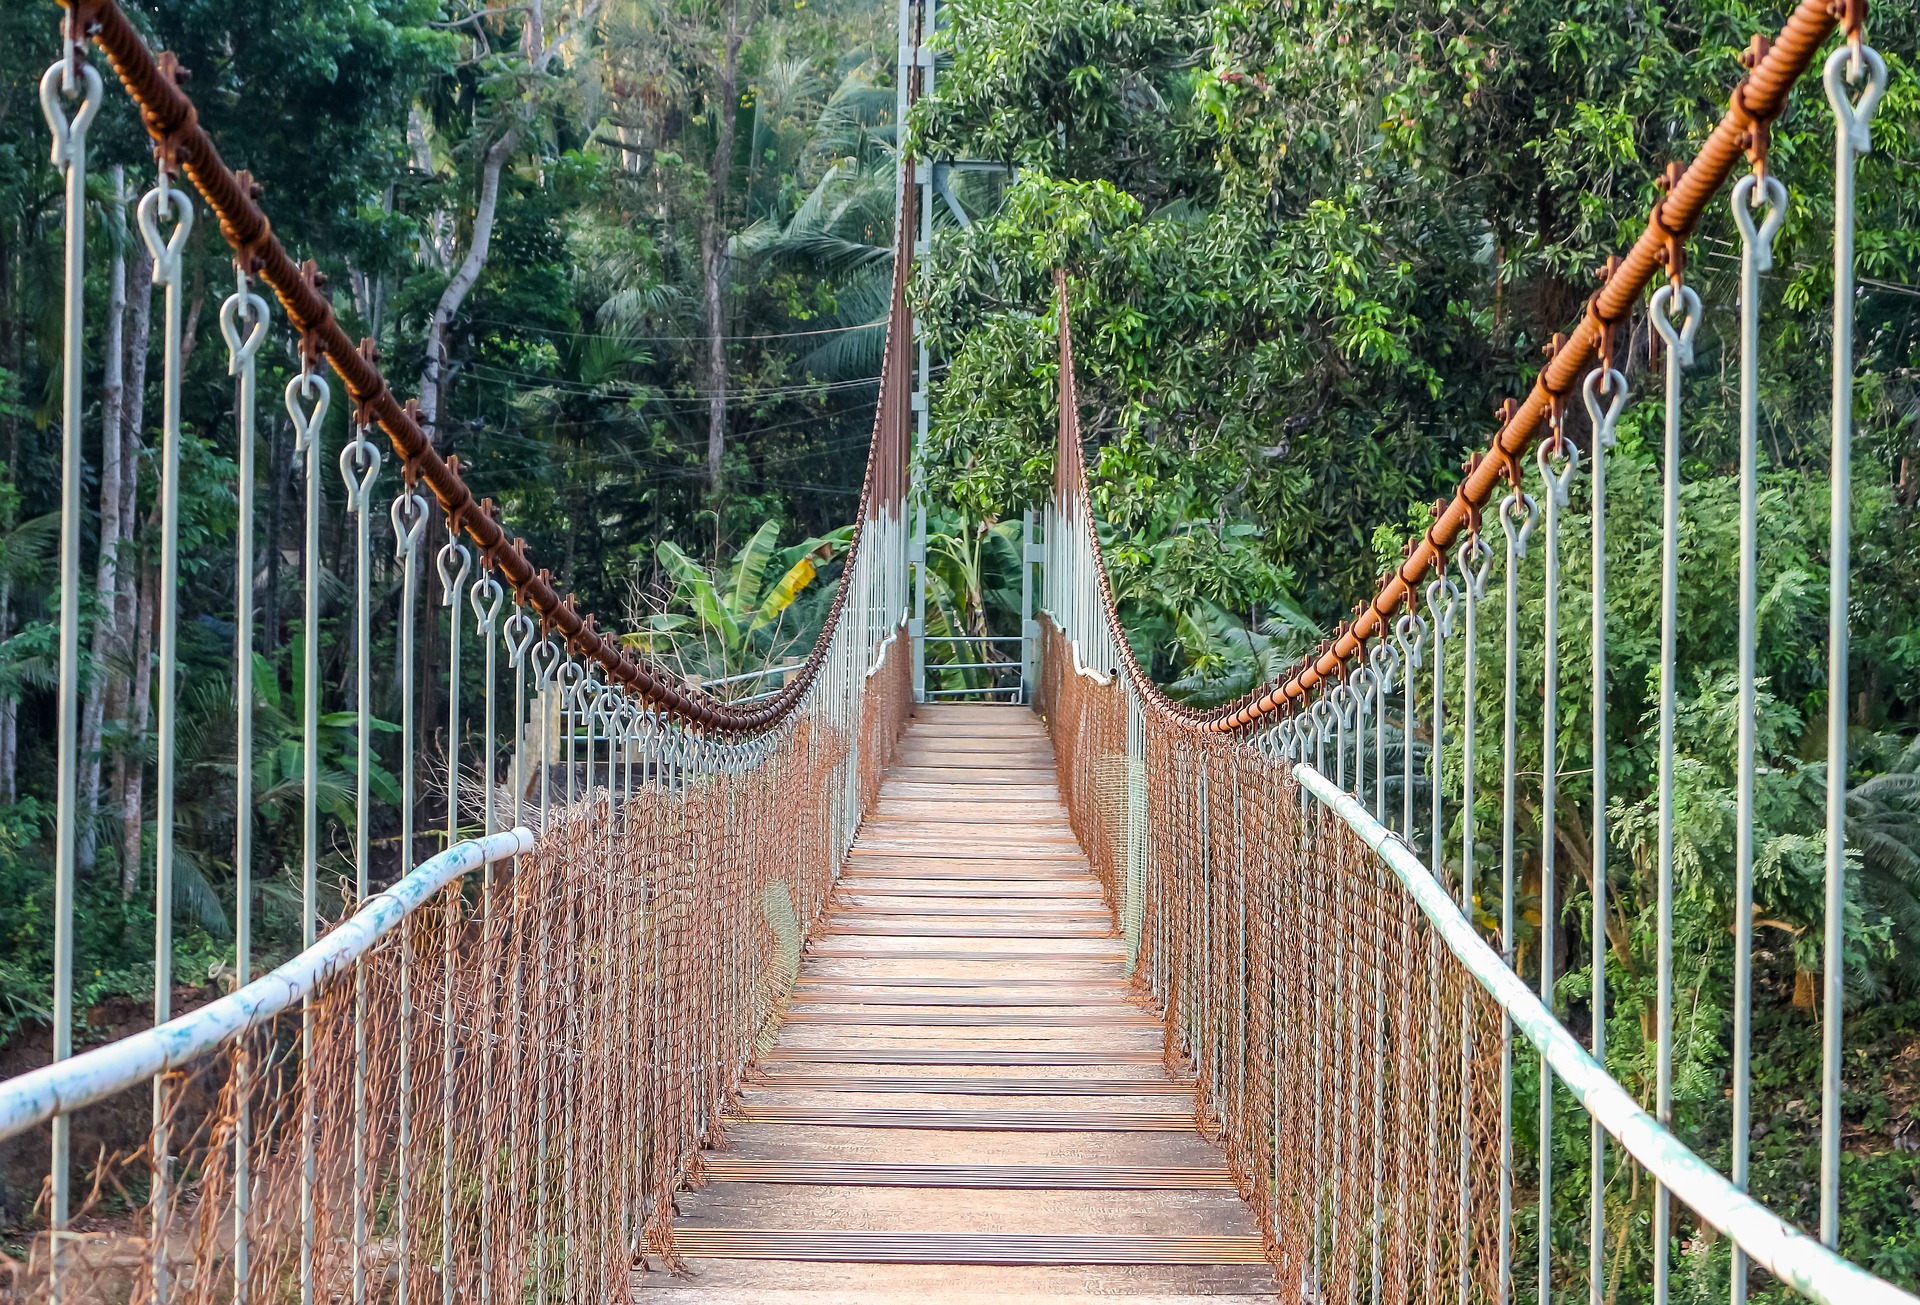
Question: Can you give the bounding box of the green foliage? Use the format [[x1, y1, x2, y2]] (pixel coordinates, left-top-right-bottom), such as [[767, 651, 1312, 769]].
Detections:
[[918, 506, 1023, 694], [0, 0, 898, 1053], [643, 519, 851, 684], [915, 0, 1920, 1291]]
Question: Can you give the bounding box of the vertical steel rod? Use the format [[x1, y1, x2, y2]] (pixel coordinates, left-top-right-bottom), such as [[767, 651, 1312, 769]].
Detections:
[[222, 272, 268, 1304], [145, 169, 192, 1305], [1497, 488, 1531, 1305], [1650, 278, 1698, 1305], [1456, 540, 1485, 1305], [340, 424, 381, 1305], [1820, 41, 1883, 1249], [1584, 364, 1619, 1305], [438, 539, 469, 1305], [1730, 166, 1783, 1303], [286, 367, 328, 1305], [38, 50, 100, 1297], [1537, 432, 1571, 1305]]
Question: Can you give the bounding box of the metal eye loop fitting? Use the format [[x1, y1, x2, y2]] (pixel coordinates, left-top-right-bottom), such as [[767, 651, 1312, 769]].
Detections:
[[1537, 437, 1581, 508], [1582, 367, 1628, 451], [1394, 612, 1429, 670], [436, 540, 473, 606], [1824, 43, 1888, 156], [389, 492, 428, 561], [286, 373, 331, 456], [1649, 283, 1703, 371], [1730, 174, 1790, 273]]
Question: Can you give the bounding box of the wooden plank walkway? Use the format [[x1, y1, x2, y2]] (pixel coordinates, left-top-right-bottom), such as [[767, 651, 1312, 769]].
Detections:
[[635, 704, 1278, 1303]]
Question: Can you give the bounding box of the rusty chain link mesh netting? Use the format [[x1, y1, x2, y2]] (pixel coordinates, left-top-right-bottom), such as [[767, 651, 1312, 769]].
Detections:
[[1039, 627, 1502, 1303], [3, 645, 909, 1301], [1036, 259, 1508, 1299]]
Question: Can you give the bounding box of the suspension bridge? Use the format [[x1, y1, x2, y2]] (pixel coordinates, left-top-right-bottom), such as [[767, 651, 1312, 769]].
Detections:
[[0, 0, 1911, 1301]]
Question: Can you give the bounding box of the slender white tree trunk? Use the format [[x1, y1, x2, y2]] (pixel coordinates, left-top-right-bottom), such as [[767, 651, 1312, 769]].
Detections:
[[418, 128, 520, 438], [0, 573, 14, 807], [79, 169, 130, 875], [114, 241, 154, 900], [121, 558, 154, 902], [704, 10, 742, 498]]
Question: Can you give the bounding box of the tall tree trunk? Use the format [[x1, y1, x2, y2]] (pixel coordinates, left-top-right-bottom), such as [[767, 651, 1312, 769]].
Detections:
[[0, 345, 20, 806], [80, 170, 130, 876], [419, 128, 521, 438], [703, 10, 742, 499], [121, 556, 156, 902], [0, 237, 20, 806], [410, 108, 452, 272], [178, 212, 207, 375], [114, 242, 155, 899], [264, 416, 287, 650], [0, 570, 13, 806]]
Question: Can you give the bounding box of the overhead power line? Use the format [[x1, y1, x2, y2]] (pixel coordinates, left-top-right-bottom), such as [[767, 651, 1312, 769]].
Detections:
[[465, 316, 888, 344]]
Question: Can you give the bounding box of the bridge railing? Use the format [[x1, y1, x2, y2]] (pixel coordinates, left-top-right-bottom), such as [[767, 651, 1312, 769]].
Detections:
[[1036, 2, 1914, 1301], [3, 2, 919, 1299]]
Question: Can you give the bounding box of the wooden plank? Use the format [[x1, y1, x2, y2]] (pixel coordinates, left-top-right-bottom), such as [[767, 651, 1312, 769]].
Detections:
[[746, 1077, 1196, 1096], [698, 1159, 1230, 1186], [821, 926, 1117, 940], [731, 1106, 1196, 1131], [658, 723, 1277, 1300], [880, 783, 1063, 801], [804, 949, 1130, 963], [781, 1011, 1156, 1026], [790, 976, 1131, 989], [666, 1231, 1269, 1264], [900, 726, 1052, 741], [787, 995, 1141, 1009], [760, 1049, 1166, 1065], [858, 821, 1082, 841], [893, 748, 1057, 764], [849, 841, 1085, 859], [833, 884, 1106, 899], [828, 902, 1110, 917], [909, 705, 1039, 721], [869, 801, 1071, 821], [885, 767, 1060, 785]]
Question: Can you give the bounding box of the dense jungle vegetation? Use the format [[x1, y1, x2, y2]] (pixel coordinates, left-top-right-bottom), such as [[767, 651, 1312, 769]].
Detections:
[[0, 0, 1914, 1296], [0, 0, 905, 1224], [912, 0, 1920, 1297]]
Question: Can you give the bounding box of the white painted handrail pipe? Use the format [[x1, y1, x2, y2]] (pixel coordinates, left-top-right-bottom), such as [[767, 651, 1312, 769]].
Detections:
[[865, 613, 908, 679], [1292, 763, 1915, 1305], [0, 827, 534, 1143]]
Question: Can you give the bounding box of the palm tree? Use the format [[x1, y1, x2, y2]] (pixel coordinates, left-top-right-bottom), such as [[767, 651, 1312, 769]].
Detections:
[[1850, 731, 1920, 989], [738, 67, 900, 381]]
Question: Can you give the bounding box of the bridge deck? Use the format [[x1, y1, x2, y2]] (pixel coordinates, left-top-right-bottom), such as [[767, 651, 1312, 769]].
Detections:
[[636, 704, 1279, 1303]]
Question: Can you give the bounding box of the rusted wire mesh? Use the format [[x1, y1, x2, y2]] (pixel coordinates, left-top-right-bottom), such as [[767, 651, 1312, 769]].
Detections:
[[0, 641, 909, 1302], [1040, 623, 1501, 1301]]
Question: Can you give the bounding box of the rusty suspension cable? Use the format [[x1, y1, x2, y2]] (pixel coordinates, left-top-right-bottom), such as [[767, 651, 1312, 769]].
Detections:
[[64, 0, 913, 733]]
